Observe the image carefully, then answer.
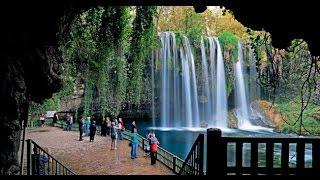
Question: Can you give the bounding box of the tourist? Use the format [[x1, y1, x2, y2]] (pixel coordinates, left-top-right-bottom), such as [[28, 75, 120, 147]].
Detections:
[[144, 130, 153, 156], [110, 122, 118, 150], [106, 117, 111, 136], [32, 147, 49, 175], [117, 118, 125, 140], [131, 120, 137, 133], [150, 132, 160, 165], [85, 116, 91, 136], [130, 127, 138, 159], [66, 113, 73, 131], [101, 117, 107, 136], [89, 121, 97, 142], [53, 113, 59, 124], [78, 116, 85, 141], [39, 114, 45, 127]]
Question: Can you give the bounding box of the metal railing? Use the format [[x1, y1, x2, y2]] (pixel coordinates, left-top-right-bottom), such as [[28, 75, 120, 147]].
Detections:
[[206, 128, 320, 176], [27, 119, 53, 128], [26, 139, 76, 175], [178, 134, 204, 175], [123, 130, 185, 174]]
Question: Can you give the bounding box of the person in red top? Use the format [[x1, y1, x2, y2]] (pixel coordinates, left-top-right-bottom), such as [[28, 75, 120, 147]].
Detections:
[[149, 131, 160, 165]]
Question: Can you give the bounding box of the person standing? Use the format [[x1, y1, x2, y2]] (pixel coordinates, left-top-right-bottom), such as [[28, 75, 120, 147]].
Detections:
[[150, 132, 160, 165], [117, 118, 125, 140], [53, 113, 59, 124], [106, 117, 111, 136], [101, 117, 107, 136], [66, 113, 73, 131], [78, 116, 85, 141], [85, 116, 91, 136], [131, 120, 137, 133], [144, 130, 153, 156], [89, 121, 97, 142], [39, 114, 45, 127], [130, 128, 138, 159], [110, 122, 118, 150]]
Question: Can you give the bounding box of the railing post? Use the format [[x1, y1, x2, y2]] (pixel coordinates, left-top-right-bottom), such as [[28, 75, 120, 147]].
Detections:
[[26, 139, 32, 175], [207, 128, 224, 176], [173, 155, 177, 173], [142, 138, 145, 150], [199, 134, 204, 175]]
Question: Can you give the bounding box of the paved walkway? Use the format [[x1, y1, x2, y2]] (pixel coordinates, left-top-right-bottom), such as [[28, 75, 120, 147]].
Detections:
[[25, 126, 174, 175]]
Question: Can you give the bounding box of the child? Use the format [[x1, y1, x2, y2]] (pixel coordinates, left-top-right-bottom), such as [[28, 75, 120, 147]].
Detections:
[[89, 121, 97, 142]]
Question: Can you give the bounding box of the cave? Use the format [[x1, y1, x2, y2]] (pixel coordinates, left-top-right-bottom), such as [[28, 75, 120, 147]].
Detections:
[[1, 0, 319, 174]]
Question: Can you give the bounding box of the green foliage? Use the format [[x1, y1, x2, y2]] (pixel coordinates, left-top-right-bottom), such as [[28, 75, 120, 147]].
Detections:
[[276, 98, 320, 135], [174, 30, 183, 47], [29, 94, 61, 115], [128, 6, 158, 105], [218, 31, 239, 61], [218, 31, 239, 96], [83, 77, 94, 116]]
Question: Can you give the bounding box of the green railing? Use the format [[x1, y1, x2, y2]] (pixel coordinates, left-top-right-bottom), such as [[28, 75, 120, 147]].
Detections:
[[27, 119, 53, 128], [26, 139, 76, 175], [123, 130, 185, 174]]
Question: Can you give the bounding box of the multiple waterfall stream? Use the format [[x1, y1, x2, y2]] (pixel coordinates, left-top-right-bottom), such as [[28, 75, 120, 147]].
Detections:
[[152, 31, 265, 130]]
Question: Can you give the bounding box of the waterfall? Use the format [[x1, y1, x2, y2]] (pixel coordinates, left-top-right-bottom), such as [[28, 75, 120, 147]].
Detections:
[[182, 36, 200, 127], [208, 37, 217, 126], [214, 37, 228, 128], [156, 32, 229, 129], [234, 41, 252, 128], [160, 32, 171, 127], [180, 46, 193, 127]]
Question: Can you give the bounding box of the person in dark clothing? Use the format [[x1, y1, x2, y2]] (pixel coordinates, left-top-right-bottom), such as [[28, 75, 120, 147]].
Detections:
[[79, 116, 85, 141], [53, 113, 59, 124], [106, 117, 111, 136], [89, 121, 97, 142], [101, 117, 107, 136], [131, 121, 137, 133]]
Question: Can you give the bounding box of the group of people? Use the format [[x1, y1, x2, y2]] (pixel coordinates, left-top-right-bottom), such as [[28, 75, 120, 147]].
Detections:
[[129, 124, 160, 165], [74, 115, 160, 165], [78, 115, 97, 142]]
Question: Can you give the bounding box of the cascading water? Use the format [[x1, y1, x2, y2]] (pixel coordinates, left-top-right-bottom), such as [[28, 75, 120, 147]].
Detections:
[[160, 32, 170, 127], [208, 37, 217, 125], [234, 41, 252, 128], [156, 32, 229, 129], [214, 37, 228, 128], [200, 37, 218, 127]]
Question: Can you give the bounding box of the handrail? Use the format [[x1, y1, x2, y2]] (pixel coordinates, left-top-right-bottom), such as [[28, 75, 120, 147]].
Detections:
[[26, 139, 76, 175], [178, 133, 204, 175], [122, 130, 185, 174], [206, 128, 320, 176]]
